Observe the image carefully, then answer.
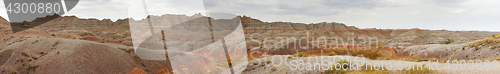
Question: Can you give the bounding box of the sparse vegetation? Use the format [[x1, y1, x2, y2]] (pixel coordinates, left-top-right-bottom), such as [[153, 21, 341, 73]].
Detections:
[[10, 70, 16, 74], [26, 65, 39, 71], [323, 53, 336, 56], [271, 67, 276, 71], [52, 41, 59, 49], [410, 56, 423, 62], [293, 52, 307, 57], [21, 52, 29, 57], [57, 51, 60, 54], [141, 62, 146, 67], [39, 51, 45, 54], [467, 35, 500, 50], [445, 38, 452, 44], [495, 34, 500, 39], [491, 45, 498, 49], [126, 48, 133, 53], [32, 39, 38, 43], [55, 41, 59, 45], [337, 60, 350, 69], [134, 55, 141, 64], [134, 55, 147, 67], [119, 47, 134, 53], [265, 60, 271, 64], [259, 62, 266, 67]]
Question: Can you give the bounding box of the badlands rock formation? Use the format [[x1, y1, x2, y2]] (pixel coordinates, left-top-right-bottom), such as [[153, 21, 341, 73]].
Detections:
[[0, 13, 497, 74]]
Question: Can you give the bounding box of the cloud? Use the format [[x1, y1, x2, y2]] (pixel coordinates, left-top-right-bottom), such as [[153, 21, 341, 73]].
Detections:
[[322, 0, 382, 9], [0, 0, 499, 31], [432, 0, 469, 7], [201, 0, 500, 31], [64, 0, 130, 21]]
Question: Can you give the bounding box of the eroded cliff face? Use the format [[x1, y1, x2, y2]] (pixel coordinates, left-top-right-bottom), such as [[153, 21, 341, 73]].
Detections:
[[240, 16, 358, 30], [1, 14, 489, 52]]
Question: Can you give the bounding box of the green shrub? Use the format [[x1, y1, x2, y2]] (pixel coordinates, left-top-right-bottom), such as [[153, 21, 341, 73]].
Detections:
[[492, 45, 498, 49], [294, 52, 307, 57], [411, 56, 422, 62], [21, 52, 29, 56], [271, 67, 276, 71], [324, 53, 336, 56], [259, 62, 266, 67], [39, 51, 45, 54], [445, 38, 452, 44], [141, 62, 146, 67], [10, 70, 16, 74], [265, 60, 271, 64], [337, 60, 350, 69], [26, 65, 38, 71]]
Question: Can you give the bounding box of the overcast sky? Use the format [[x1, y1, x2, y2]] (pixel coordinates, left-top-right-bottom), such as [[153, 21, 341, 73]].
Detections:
[[1, 0, 499, 31]]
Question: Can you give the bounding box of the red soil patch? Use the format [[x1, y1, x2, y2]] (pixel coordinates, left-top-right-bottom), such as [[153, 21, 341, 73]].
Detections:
[[247, 51, 265, 60], [127, 67, 146, 74], [155, 67, 173, 74]]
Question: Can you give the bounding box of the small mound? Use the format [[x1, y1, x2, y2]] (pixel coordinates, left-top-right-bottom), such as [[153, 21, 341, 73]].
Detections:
[[0, 38, 142, 74], [80, 36, 104, 42], [397, 34, 500, 60]]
